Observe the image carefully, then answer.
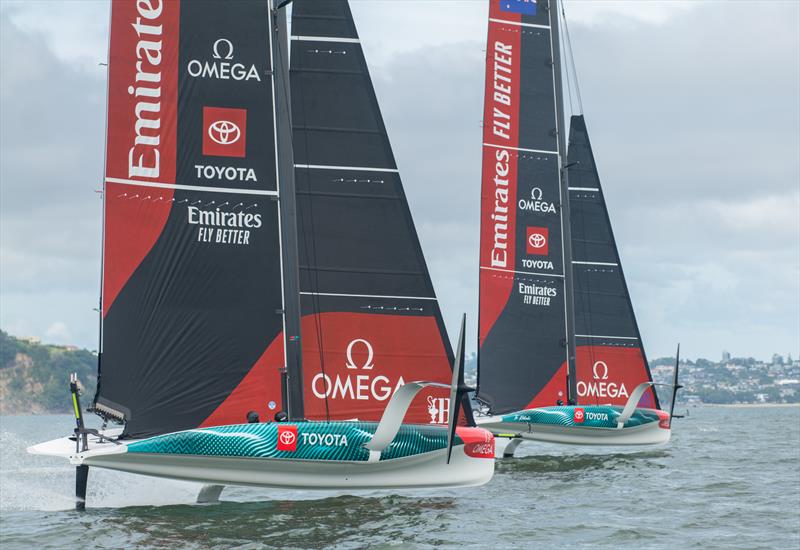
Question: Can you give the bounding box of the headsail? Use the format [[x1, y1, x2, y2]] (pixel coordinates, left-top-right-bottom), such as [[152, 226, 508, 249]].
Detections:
[[96, 0, 287, 437], [477, 0, 572, 414], [290, 0, 461, 424], [567, 115, 659, 408]]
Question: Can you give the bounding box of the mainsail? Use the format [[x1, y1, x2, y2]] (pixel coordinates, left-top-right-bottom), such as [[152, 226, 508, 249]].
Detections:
[[96, 0, 288, 437], [290, 0, 461, 424], [477, 0, 573, 413], [477, 0, 658, 413], [567, 115, 659, 408]]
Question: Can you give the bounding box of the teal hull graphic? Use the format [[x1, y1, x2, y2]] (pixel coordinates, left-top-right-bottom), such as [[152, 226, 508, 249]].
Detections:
[[127, 422, 460, 462], [479, 405, 671, 447], [499, 405, 662, 429]]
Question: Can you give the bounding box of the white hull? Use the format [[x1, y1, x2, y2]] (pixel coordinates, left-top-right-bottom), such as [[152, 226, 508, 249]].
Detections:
[[28, 430, 493, 490], [479, 419, 670, 446], [86, 446, 490, 489]]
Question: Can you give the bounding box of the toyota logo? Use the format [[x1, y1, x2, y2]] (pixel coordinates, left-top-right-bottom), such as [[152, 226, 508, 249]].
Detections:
[[208, 120, 241, 145], [528, 232, 546, 249], [279, 430, 296, 446]]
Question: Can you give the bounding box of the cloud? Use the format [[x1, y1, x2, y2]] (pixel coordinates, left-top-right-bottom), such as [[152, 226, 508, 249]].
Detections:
[[44, 321, 72, 343], [366, 1, 800, 360], [0, 0, 797, 362], [0, 6, 105, 348], [563, 0, 696, 27]]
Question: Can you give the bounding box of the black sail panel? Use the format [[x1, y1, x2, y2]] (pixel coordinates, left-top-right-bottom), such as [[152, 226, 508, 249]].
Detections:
[[477, 0, 570, 414], [568, 115, 659, 408], [95, 0, 286, 438], [290, 0, 462, 425]]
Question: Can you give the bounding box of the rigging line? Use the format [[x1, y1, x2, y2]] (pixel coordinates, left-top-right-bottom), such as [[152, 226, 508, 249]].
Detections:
[[281, 13, 330, 422], [561, 1, 583, 115], [559, 3, 575, 117]]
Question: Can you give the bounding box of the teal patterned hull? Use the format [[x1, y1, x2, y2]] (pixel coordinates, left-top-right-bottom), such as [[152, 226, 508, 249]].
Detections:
[[127, 422, 460, 462], [499, 405, 663, 429], [479, 405, 671, 446]]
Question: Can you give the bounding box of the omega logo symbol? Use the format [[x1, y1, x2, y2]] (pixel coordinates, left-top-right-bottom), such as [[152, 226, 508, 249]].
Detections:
[[531, 187, 543, 200], [345, 339, 374, 370], [592, 361, 609, 380], [212, 38, 234, 60], [208, 120, 241, 145]]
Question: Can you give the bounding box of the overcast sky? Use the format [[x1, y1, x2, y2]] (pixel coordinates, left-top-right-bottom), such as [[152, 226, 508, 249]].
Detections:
[[1, 0, 798, 361]]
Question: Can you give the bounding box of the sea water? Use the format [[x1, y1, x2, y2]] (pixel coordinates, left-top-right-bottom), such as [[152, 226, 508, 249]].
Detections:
[[1, 407, 798, 549]]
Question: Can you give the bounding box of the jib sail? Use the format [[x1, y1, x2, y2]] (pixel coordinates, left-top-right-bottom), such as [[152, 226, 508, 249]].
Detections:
[[567, 115, 659, 408], [477, 0, 573, 414], [290, 0, 460, 424], [95, 0, 289, 438]]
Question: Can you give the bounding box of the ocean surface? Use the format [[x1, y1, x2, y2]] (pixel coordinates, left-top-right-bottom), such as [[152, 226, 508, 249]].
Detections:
[[1, 407, 798, 549]]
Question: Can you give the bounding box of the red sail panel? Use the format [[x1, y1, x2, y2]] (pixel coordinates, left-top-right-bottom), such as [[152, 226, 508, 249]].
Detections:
[[477, 0, 570, 414], [95, 0, 286, 438], [300, 312, 452, 425], [568, 115, 659, 408], [290, 0, 459, 424], [199, 333, 284, 428], [574, 346, 656, 408], [102, 0, 179, 313]]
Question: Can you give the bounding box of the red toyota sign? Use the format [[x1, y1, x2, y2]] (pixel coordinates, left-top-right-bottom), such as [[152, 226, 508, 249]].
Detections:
[[277, 425, 298, 452], [526, 226, 549, 256], [203, 106, 247, 157]]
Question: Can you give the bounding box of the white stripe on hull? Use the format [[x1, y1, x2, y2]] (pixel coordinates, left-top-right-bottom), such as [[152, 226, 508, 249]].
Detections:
[[479, 420, 670, 446], [82, 447, 492, 489], [28, 433, 493, 490]]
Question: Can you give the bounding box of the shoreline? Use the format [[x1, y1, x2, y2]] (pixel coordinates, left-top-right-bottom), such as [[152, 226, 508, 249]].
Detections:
[[703, 403, 800, 409]]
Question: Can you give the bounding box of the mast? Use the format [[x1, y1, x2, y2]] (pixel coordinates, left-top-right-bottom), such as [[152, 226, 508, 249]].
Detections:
[[271, 1, 304, 420], [550, 0, 578, 404]]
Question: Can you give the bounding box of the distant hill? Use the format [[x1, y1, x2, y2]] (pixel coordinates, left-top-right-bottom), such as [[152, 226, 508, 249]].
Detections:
[[0, 330, 97, 414]]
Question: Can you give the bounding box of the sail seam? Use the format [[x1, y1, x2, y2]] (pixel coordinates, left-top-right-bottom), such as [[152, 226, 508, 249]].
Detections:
[[295, 125, 384, 135], [483, 143, 557, 155], [488, 18, 550, 30], [575, 334, 639, 340], [572, 260, 619, 266], [294, 164, 399, 173], [291, 35, 360, 44], [105, 178, 279, 196], [480, 266, 564, 278], [299, 291, 436, 301]]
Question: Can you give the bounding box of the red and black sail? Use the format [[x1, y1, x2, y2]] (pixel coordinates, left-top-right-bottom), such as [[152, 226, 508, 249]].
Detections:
[[95, 0, 287, 437], [568, 115, 659, 408], [290, 0, 460, 424], [477, 0, 572, 413]]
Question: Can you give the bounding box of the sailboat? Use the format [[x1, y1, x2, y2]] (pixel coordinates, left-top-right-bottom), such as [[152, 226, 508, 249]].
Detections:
[[28, 0, 494, 508], [472, 0, 680, 452]]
